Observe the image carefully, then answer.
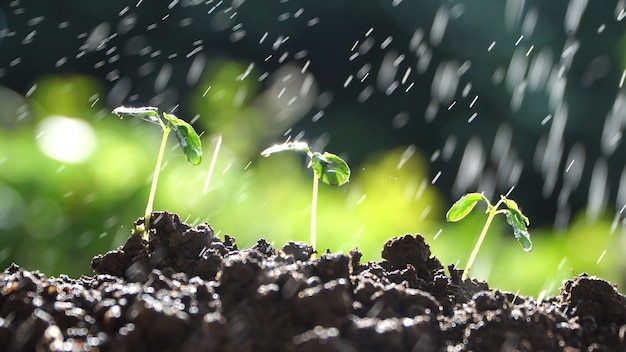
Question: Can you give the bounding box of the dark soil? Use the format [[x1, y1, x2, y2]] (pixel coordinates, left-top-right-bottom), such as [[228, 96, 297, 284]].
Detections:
[[1, 211, 625, 351]]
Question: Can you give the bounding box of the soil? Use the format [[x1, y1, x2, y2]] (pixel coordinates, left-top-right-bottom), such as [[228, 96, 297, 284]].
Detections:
[[1, 211, 625, 351]]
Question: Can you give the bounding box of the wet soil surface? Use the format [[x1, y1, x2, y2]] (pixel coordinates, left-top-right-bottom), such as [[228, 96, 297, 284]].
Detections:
[[1, 211, 626, 351]]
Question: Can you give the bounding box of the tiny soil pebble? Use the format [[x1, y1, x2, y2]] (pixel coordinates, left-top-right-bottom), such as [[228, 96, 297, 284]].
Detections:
[[1, 211, 625, 351]]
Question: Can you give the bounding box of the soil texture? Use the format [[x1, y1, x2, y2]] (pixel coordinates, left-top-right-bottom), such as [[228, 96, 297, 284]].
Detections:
[[1, 211, 625, 351]]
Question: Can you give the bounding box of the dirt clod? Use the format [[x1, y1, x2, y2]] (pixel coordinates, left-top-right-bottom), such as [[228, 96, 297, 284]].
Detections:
[[1, 211, 625, 351]]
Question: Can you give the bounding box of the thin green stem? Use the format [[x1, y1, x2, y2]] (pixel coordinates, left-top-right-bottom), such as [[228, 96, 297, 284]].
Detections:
[[144, 127, 171, 236], [461, 198, 507, 280], [311, 173, 319, 257], [462, 209, 496, 280]]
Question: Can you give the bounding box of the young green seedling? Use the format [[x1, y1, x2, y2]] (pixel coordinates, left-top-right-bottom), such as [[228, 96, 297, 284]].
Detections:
[[261, 141, 350, 254], [113, 106, 202, 238], [446, 193, 532, 280]]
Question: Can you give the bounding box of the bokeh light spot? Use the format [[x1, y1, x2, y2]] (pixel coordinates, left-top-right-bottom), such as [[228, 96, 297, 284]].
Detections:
[[36, 116, 96, 163]]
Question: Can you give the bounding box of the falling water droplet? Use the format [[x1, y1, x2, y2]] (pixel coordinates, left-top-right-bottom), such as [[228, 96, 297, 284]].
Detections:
[[617, 165, 626, 215], [430, 5, 449, 46], [504, 0, 525, 32], [563, 143, 585, 190], [506, 47, 528, 93], [521, 7, 538, 36], [587, 159, 609, 222], [491, 124, 512, 165], [203, 135, 223, 195], [564, 0, 588, 34], [431, 171, 442, 184], [453, 137, 485, 196], [392, 111, 409, 129], [154, 63, 172, 92], [601, 92, 625, 156], [431, 60, 460, 104], [527, 47, 553, 92], [187, 54, 206, 86], [85, 22, 111, 52], [397, 145, 416, 169], [378, 51, 399, 93]]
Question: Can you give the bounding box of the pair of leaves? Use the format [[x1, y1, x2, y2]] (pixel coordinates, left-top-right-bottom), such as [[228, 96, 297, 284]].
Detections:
[[260, 141, 351, 186], [446, 193, 532, 251], [113, 106, 202, 166]]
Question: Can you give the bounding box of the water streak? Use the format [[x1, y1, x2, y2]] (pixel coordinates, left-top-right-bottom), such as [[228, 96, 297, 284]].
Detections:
[[203, 135, 223, 195]]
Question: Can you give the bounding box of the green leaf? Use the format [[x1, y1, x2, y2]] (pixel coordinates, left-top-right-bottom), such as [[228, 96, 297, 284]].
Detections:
[[310, 152, 350, 186], [112, 106, 160, 124], [501, 196, 530, 226], [260, 141, 311, 157], [446, 193, 486, 222], [163, 113, 202, 166], [505, 210, 533, 251]]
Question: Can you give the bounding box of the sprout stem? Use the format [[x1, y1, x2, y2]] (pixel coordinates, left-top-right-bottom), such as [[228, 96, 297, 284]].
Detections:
[[461, 198, 509, 280], [462, 208, 496, 280], [260, 141, 350, 258], [448, 193, 531, 280], [144, 127, 171, 235], [114, 106, 203, 240], [310, 173, 319, 257]]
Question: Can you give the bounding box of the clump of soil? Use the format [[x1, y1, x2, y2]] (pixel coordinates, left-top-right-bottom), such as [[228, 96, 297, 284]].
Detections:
[[1, 211, 625, 351]]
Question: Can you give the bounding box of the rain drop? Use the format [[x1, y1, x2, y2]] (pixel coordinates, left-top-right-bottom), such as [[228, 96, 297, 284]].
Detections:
[[430, 5, 449, 46], [409, 28, 424, 53], [424, 100, 439, 122], [357, 86, 373, 103], [504, 0, 525, 32], [587, 158, 608, 222], [564, 0, 588, 34], [416, 45, 432, 73], [563, 143, 585, 190], [431, 60, 460, 104], [431, 171, 442, 184], [154, 63, 173, 92], [107, 77, 132, 107], [453, 137, 485, 196], [616, 164, 626, 213], [187, 54, 206, 86], [397, 145, 416, 169], [377, 51, 399, 93], [392, 111, 409, 129], [380, 36, 393, 50], [521, 7, 538, 37], [527, 47, 553, 92], [441, 136, 457, 161], [118, 14, 138, 34], [85, 22, 111, 52], [506, 47, 529, 93]]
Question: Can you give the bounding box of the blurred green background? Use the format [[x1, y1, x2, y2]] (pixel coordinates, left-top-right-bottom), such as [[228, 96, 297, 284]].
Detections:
[[0, 1, 625, 297]]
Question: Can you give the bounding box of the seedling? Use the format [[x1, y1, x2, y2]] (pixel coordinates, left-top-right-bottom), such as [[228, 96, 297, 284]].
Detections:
[[261, 141, 350, 253], [446, 193, 532, 280], [113, 106, 202, 238]]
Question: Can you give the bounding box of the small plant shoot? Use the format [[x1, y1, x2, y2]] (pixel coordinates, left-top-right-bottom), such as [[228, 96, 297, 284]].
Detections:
[[261, 141, 350, 253], [446, 193, 532, 280], [113, 106, 202, 237]]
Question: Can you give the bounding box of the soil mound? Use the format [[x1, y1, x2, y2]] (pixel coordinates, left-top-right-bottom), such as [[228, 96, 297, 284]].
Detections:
[[1, 211, 625, 351]]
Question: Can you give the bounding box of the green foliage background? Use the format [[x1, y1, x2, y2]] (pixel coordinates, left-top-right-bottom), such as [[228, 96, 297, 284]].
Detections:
[[0, 71, 624, 298]]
